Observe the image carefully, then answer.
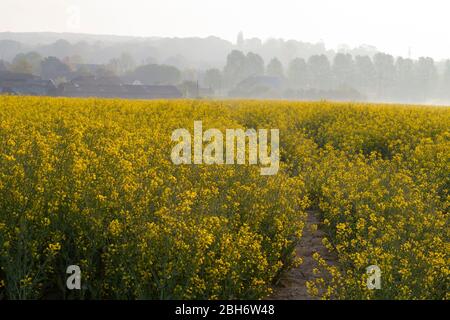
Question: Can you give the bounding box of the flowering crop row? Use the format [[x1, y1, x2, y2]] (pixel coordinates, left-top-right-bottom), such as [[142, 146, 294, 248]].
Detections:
[[0, 97, 448, 299]]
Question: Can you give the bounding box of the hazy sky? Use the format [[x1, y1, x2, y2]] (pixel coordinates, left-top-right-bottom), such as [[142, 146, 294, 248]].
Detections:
[[1, 0, 449, 60]]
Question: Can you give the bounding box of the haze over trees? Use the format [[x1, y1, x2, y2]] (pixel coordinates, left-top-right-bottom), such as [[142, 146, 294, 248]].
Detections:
[[1, 32, 450, 103], [123, 64, 181, 85], [204, 68, 222, 91], [266, 58, 284, 78]]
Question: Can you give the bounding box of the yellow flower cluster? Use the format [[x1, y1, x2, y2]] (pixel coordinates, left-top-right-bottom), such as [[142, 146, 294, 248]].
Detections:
[[0, 96, 448, 300]]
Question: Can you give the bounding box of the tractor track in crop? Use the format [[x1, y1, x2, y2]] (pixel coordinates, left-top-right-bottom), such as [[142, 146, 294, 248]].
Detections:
[[268, 210, 338, 300]]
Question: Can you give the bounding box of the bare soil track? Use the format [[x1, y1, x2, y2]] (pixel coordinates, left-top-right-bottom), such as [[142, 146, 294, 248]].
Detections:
[[269, 210, 337, 300]]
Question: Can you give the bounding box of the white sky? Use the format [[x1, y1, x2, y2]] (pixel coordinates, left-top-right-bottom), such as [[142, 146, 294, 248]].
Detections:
[[1, 0, 449, 60]]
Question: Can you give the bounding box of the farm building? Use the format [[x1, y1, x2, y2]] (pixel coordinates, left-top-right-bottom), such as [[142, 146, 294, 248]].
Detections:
[[60, 77, 182, 99], [0, 71, 57, 96]]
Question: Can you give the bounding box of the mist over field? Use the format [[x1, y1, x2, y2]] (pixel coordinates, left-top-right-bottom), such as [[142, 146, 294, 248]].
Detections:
[[1, 31, 449, 105], [1, 0, 450, 104]]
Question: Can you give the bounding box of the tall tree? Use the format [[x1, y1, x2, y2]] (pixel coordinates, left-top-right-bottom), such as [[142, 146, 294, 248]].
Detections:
[[107, 53, 135, 76], [373, 53, 396, 99], [118, 52, 136, 74], [245, 52, 265, 77], [354, 55, 376, 95], [307, 54, 332, 90], [287, 58, 308, 88], [63, 54, 83, 70], [415, 57, 438, 101], [223, 50, 247, 87], [40, 56, 72, 80], [333, 53, 355, 88], [395, 57, 416, 101], [10, 54, 33, 74], [266, 58, 284, 78], [126, 64, 181, 85], [95, 66, 119, 79], [203, 68, 222, 90], [440, 60, 450, 99]]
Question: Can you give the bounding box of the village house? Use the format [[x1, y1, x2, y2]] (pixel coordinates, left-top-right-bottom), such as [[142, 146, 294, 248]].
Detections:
[[0, 71, 57, 96], [60, 76, 183, 99]]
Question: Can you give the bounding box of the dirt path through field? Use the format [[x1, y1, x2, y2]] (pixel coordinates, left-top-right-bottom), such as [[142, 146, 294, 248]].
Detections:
[[268, 210, 337, 300]]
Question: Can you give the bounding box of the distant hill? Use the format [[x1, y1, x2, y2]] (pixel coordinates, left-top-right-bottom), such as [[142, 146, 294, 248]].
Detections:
[[0, 32, 379, 70], [0, 32, 152, 45]]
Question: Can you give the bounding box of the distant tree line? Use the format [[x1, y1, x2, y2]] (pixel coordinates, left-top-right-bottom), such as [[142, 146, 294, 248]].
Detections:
[[2, 48, 450, 102], [0, 34, 368, 71], [206, 50, 450, 102]]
